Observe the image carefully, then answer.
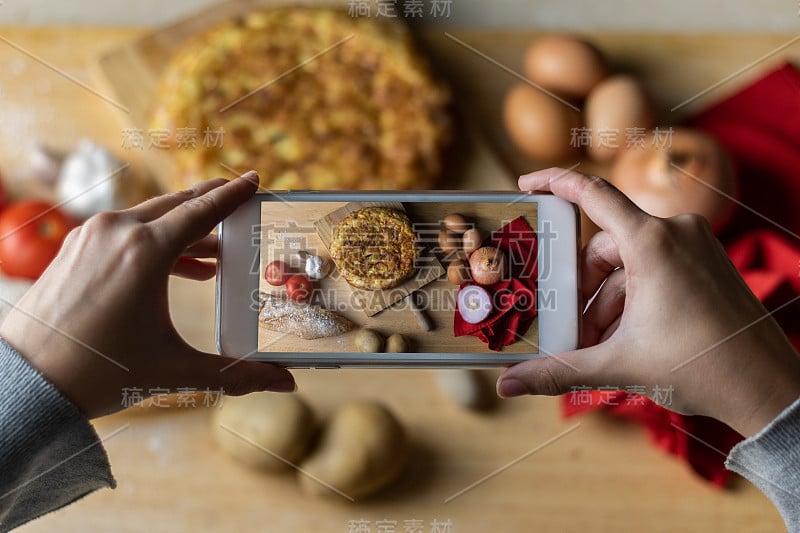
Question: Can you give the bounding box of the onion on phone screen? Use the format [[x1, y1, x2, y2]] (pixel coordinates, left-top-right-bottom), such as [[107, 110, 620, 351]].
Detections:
[[458, 285, 492, 324]]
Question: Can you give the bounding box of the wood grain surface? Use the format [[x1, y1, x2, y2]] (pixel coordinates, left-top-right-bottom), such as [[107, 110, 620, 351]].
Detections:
[[0, 24, 794, 533]]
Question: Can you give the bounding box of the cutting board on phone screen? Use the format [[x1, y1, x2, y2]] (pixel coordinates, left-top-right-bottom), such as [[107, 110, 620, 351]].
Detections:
[[314, 201, 445, 316]]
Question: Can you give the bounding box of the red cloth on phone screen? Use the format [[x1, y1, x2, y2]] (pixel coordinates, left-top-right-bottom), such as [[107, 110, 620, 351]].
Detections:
[[453, 216, 538, 350], [562, 62, 800, 487]]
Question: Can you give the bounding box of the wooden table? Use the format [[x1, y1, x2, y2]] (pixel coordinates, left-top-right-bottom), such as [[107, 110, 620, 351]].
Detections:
[[1, 27, 793, 532]]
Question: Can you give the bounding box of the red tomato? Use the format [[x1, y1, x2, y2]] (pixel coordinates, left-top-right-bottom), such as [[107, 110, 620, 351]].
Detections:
[[285, 274, 312, 302], [264, 260, 290, 286], [0, 201, 74, 279]]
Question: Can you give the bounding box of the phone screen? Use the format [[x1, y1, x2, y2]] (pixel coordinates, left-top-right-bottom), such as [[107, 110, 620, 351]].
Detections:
[[257, 200, 538, 354]]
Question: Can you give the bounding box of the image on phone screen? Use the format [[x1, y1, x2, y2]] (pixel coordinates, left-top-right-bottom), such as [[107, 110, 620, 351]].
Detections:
[[257, 201, 538, 355]]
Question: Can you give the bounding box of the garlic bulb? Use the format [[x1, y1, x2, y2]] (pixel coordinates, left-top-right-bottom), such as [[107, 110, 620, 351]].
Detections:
[[56, 140, 140, 221], [27, 144, 64, 185], [299, 252, 331, 280]]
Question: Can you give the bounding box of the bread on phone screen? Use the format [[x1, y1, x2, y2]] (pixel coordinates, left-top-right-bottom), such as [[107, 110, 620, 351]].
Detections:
[[258, 292, 354, 339]]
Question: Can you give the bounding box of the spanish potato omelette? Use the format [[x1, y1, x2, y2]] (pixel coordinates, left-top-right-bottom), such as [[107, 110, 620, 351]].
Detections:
[[150, 7, 451, 191], [329, 207, 417, 291]]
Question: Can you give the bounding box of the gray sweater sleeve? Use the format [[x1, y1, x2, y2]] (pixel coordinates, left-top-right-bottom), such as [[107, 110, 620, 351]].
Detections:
[[727, 396, 800, 532], [0, 338, 115, 532]]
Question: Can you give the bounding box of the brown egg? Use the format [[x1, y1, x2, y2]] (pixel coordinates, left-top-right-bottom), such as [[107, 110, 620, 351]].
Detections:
[[503, 83, 582, 163], [609, 128, 737, 231], [443, 213, 469, 234], [462, 228, 483, 255], [447, 259, 470, 285], [523, 35, 608, 100], [585, 75, 656, 162], [438, 229, 461, 254]]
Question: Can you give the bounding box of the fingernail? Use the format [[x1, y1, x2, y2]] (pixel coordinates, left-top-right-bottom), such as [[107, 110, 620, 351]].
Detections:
[[240, 170, 259, 186], [517, 174, 536, 190], [270, 375, 297, 393], [497, 377, 529, 398]]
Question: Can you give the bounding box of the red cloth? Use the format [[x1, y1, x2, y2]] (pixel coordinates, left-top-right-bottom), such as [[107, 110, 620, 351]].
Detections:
[[562, 62, 800, 487], [453, 216, 538, 350]]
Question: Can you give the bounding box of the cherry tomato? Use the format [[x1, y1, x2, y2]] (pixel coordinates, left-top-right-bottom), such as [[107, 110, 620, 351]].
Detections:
[[264, 260, 290, 286], [285, 274, 312, 302], [0, 201, 74, 279]]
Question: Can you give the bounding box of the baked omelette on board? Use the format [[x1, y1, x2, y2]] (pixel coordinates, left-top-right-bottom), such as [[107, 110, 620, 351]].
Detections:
[[150, 7, 451, 191]]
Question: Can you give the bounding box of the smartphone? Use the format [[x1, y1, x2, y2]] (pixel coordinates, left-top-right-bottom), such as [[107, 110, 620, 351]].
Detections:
[[216, 191, 580, 367]]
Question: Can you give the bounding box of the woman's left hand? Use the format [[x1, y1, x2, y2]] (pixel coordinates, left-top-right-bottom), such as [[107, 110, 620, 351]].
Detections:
[[0, 171, 295, 419]]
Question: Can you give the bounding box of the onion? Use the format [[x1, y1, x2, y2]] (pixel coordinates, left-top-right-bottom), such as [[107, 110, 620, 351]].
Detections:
[[469, 247, 506, 286], [457, 285, 492, 324], [609, 128, 737, 231]]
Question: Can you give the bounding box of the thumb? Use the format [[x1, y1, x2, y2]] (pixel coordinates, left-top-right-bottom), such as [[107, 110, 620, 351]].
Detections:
[[172, 351, 296, 396], [496, 345, 609, 398]]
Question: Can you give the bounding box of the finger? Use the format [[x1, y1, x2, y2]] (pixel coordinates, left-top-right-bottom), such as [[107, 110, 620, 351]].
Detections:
[[518, 168, 648, 241], [581, 230, 622, 304], [598, 315, 622, 344], [582, 268, 626, 347], [153, 171, 259, 252], [171, 257, 217, 281], [169, 350, 296, 395], [496, 344, 614, 398], [181, 234, 219, 258], [124, 178, 230, 222]]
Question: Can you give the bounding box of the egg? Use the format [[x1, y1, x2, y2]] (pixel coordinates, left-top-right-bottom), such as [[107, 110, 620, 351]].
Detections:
[[443, 213, 469, 234], [447, 259, 470, 285], [584, 75, 656, 162], [503, 83, 581, 163], [462, 228, 483, 254], [608, 127, 737, 231], [438, 229, 461, 254], [523, 35, 608, 100]]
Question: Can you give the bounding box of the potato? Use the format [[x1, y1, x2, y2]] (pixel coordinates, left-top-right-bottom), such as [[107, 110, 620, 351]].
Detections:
[[355, 329, 384, 352], [212, 393, 315, 471], [433, 369, 494, 410], [298, 401, 407, 499], [385, 333, 409, 353]]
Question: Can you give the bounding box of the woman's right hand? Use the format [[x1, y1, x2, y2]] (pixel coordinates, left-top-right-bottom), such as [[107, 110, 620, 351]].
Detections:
[[497, 168, 800, 437]]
